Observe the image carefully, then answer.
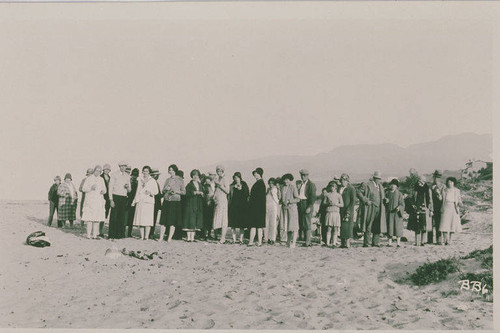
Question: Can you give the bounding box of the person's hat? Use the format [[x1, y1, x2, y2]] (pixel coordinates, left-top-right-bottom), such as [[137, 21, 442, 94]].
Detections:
[[216, 165, 225, 172], [340, 173, 350, 181], [151, 168, 160, 176], [64, 173, 72, 180], [299, 169, 310, 176], [54, 176, 61, 181], [118, 160, 128, 167], [252, 167, 264, 177], [103, 164, 111, 171], [433, 169, 443, 178], [86, 167, 94, 175], [131, 168, 139, 177], [125, 166, 131, 172], [418, 174, 427, 182], [327, 180, 337, 188], [373, 171, 382, 179], [333, 175, 340, 181], [389, 178, 400, 187]]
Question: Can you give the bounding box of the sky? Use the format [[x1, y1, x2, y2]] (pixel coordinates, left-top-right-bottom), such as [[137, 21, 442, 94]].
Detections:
[[0, 3, 495, 200]]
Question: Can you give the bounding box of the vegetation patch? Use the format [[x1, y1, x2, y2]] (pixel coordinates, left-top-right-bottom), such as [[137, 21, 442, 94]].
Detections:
[[410, 258, 461, 286]]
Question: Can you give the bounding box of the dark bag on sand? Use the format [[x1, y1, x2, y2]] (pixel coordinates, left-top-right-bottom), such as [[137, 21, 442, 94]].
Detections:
[[26, 231, 51, 248]]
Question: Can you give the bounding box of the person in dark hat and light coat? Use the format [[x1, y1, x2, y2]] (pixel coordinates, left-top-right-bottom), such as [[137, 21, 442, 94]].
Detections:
[[78, 167, 95, 229], [297, 169, 317, 247], [357, 171, 387, 247], [339, 173, 357, 248], [386, 178, 405, 247]]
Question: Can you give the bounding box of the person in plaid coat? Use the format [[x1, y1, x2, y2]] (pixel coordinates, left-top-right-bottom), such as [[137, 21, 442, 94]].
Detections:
[[57, 173, 78, 228]]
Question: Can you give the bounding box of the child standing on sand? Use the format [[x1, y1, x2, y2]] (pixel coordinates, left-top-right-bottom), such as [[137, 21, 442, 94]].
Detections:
[[324, 181, 344, 247]]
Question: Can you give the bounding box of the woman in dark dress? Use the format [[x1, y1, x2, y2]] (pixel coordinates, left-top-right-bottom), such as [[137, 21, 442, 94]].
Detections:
[[248, 167, 266, 246], [228, 172, 249, 243], [126, 168, 139, 237], [183, 169, 204, 242]]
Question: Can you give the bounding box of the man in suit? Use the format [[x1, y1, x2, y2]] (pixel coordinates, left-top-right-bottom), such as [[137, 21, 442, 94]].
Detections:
[[297, 169, 317, 247], [339, 173, 357, 248], [149, 168, 162, 240], [357, 171, 387, 247], [430, 169, 444, 244], [108, 161, 131, 239], [100, 163, 112, 237], [47, 176, 61, 226]]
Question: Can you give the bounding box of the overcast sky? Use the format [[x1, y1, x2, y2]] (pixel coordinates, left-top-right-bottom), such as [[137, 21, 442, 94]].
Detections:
[[0, 3, 494, 200]]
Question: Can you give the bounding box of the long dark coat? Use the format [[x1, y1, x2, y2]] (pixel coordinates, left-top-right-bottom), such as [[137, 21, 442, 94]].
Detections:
[[228, 182, 249, 228], [356, 180, 387, 234], [340, 184, 357, 239], [248, 179, 266, 228], [183, 181, 204, 231]]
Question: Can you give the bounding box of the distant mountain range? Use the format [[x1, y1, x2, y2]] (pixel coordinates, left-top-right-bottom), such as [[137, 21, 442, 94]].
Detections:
[[203, 132, 492, 185]]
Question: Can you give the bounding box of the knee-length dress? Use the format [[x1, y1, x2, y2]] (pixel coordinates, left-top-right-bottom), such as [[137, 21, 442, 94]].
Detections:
[[160, 175, 185, 227], [280, 183, 300, 232], [183, 181, 204, 231], [57, 182, 78, 221], [212, 176, 229, 229], [248, 179, 266, 228], [228, 182, 249, 228], [324, 191, 343, 227], [439, 187, 462, 233], [266, 187, 280, 238], [132, 176, 159, 227], [81, 175, 106, 222], [386, 189, 405, 237]]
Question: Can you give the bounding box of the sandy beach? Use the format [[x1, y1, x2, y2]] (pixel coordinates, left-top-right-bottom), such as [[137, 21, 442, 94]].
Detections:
[[0, 193, 492, 330]]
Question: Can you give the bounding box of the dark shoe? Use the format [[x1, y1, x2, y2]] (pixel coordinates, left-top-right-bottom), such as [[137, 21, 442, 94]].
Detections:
[[363, 244, 369, 248]]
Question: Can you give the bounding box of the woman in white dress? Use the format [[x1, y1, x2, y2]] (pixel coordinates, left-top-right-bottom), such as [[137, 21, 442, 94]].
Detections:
[[439, 177, 463, 245], [213, 165, 230, 243], [265, 178, 280, 245], [132, 166, 159, 240], [81, 165, 107, 239]]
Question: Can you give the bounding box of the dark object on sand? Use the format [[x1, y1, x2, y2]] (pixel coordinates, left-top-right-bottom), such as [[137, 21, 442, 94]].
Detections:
[[26, 231, 51, 248], [121, 248, 159, 260]]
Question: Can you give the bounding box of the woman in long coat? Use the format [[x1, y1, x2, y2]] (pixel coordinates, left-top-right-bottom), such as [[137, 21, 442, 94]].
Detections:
[[132, 166, 159, 240], [202, 173, 216, 240], [213, 165, 230, 243], [228, 172, 249, 243], [248, 168, 266, 246], [183, 169, 204, 242], [407, 176, 433, 246], [280, 173, 300, 248], [439, 177, 463, 245], [57, 173, 78, 228], [81, 165, 107, 239], [386, 179, 405, 247], [339, 173, 356, 248]]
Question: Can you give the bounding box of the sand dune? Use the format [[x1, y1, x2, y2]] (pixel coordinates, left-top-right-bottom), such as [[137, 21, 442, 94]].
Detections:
[[0, 199, 492, 329]]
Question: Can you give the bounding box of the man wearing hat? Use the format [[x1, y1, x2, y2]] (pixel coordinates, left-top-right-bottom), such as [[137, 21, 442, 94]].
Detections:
[[101, 163, 112, 236], [430, 170, 444, 244], [47, 176, 61, 226], [107, 161, 131, 239], [357, 171, 387, 247], [339, 173, 357, 248], [297, 169, 317, 247], [149, 168, 162, 240], [78, 167, 95, 229]]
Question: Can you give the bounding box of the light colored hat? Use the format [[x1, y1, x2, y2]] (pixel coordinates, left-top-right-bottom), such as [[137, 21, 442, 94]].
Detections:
[[103, 164, 111, 171], [86, 168, 94, 175], [118, 160, 128, 167], [54, 176, 61, 181], [340, 173, 350, 181], [373, 171, 382, 179], [216, 165, 225, 172], [333, 174, 340, 181], [299, 169, 310, 175], [151, 168, 160, 175]]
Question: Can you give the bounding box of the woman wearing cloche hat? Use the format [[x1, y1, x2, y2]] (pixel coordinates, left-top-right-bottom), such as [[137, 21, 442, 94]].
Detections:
[[57, 173, 78, 229], [386, 179, 405, 247]]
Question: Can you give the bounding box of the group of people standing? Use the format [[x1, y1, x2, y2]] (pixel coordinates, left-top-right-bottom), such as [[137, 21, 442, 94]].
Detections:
[[47, 163, 463, 248]]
